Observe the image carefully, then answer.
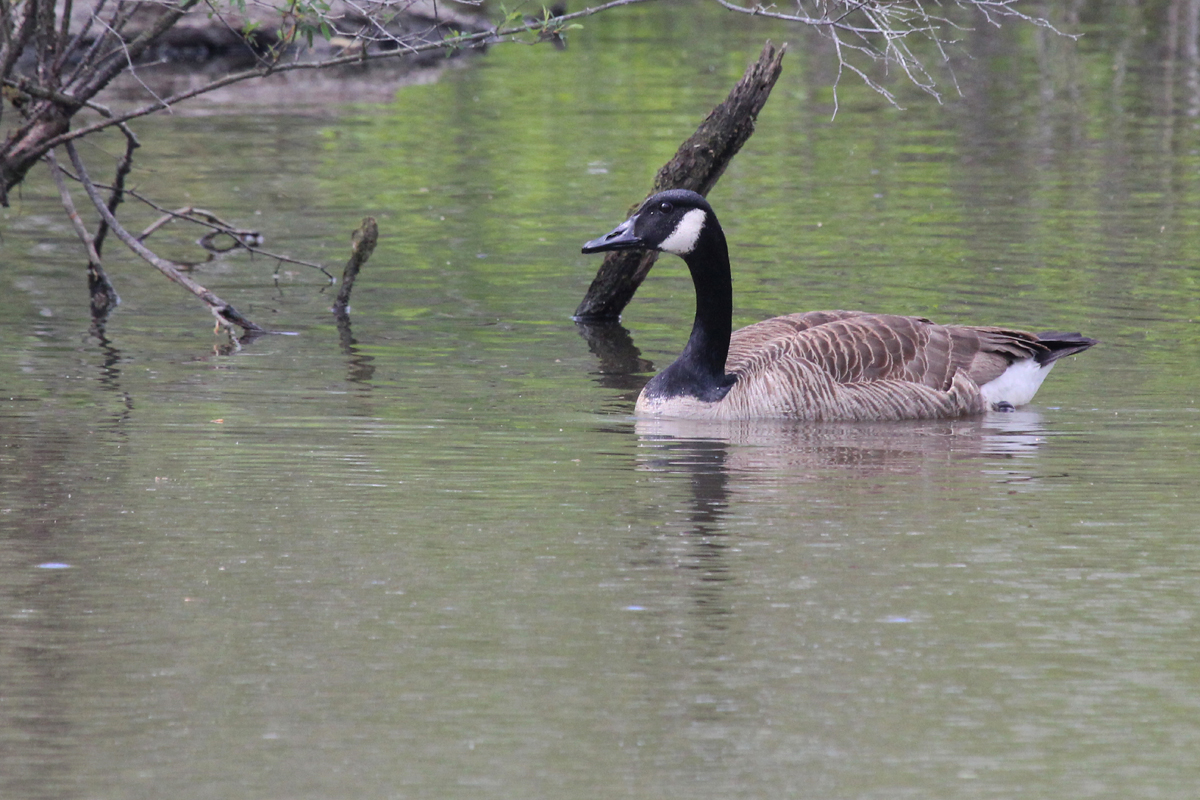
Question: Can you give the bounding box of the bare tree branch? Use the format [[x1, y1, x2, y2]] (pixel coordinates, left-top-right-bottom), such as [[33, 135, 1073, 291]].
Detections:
[[36, 0, 654, 150], [71, 0, 203, 100], [711, 0, 1077, 111], [47, 149, 102, 266], [42, 156, 337, 279], [65, 140, 266, 334], [0, 0, 200, 201], [47, 148, 121, 316]]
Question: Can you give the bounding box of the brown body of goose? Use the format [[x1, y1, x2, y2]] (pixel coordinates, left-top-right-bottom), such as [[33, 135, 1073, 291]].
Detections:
[[582, 190, 1095, 422]]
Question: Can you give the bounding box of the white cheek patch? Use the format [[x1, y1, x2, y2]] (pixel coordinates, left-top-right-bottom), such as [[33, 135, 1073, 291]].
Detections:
[[658, 208, 707, 255]]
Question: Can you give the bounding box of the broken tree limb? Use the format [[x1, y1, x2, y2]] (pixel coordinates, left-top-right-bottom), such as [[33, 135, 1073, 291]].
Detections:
[[573, 40, 786, 322], [333, 217, 379, 317], [64, 141, 266, 334], [333, 217, 380, 382]]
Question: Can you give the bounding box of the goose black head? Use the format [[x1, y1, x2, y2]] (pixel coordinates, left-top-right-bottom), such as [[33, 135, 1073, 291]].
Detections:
[[582, 190, 715, 257]]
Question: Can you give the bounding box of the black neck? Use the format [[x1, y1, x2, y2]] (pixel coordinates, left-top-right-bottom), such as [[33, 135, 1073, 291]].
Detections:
[[644, 220, 737, 403], [680, 221, 733, 379]]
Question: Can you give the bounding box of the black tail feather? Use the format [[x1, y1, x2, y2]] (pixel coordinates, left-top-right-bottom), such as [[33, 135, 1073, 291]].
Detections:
[[1035, 332, 1098, 365]]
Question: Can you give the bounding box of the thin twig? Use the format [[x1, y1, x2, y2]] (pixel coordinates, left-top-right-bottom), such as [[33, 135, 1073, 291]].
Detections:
[[132, 204, 333, 280], [51, 0, 109, 74], [711, 0, 1077, 112]]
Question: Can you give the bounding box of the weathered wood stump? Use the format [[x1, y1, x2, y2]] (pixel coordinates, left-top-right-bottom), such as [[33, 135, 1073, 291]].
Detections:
[[333, 217, 379, 318], [573, 41, 787, 322]]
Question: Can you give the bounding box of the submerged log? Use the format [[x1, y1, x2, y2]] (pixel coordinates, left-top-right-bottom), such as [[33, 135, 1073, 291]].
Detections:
[[574, 41, 787, 322]]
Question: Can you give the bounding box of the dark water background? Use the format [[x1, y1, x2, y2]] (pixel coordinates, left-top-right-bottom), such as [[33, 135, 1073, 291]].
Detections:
[[3, 3, 1199, 798]]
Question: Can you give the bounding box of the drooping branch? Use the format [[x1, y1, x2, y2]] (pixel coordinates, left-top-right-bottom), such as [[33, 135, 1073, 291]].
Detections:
[[574, 41, 786, 322], [712, 0, 1078, 110], [50, 146, 336, 322], [64, 141, 265, 334]]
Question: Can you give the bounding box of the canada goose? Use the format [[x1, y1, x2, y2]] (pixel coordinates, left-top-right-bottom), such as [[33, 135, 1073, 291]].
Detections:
[[582, 190, 1095, 421]]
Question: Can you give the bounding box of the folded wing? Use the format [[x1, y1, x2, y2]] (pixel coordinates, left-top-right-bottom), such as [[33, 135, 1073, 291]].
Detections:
[[722, 311, 1054, 420]]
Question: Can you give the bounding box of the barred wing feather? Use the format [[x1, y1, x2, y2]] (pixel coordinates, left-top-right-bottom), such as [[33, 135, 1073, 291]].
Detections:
[[719, 312, 1048, 421]]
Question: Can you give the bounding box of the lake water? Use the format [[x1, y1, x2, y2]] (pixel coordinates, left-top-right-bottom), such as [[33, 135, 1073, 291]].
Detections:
[[3, 4, 1200, 798]]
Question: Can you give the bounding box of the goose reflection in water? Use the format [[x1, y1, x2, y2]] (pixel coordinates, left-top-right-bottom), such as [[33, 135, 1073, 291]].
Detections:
[[633, 409, 1052, 478]]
